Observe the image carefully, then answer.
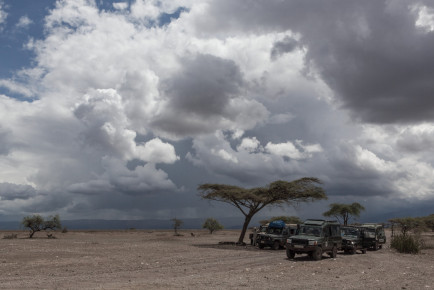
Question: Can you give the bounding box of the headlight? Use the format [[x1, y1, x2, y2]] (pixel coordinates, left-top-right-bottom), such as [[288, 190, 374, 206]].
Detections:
[[308, 240, 318, 246], [350, 241, 354, 245], [287, 238, 292, 244]]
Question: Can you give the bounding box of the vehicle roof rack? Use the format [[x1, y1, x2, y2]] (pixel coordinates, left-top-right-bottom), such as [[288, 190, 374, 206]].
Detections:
[[303, 219, 339, 225]]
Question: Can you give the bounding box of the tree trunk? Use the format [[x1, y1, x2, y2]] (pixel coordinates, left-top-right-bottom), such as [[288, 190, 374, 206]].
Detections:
[[237, 214, 253, 244], [343, 213, 349, 226]]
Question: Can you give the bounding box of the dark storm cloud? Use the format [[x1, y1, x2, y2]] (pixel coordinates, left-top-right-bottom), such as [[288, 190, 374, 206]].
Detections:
[[0, 182, 36, 200], [168, 54, 242, 115], [270, 36, 299, 60], [199, 0, 434, 124], [396, 127, 434, 153], [2, 0, 434, 223], [152, 53, 251, 136]]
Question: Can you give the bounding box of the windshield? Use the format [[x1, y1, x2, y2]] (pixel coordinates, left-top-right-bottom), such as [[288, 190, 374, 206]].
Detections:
[[298, 225, 322, 237], [341, 227, 359, 237], [266, 227, 283, 234], [363, 229, 376, 238]]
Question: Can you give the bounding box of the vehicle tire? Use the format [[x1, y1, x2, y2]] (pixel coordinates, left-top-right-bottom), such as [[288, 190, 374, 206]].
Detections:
[[350, 248, 356, 255], [330, 246, 337, 258], [258, 244, 265, 249], [362, 249, 367, 254], [286, 249, 295, 259], [312, 247, 322, 261], [272, 241, 280, 250], [374, 242, 379, 251]]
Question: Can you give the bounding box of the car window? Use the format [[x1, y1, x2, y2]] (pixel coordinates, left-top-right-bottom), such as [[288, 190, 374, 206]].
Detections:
[[324, 226, 331, 237], [331, 225, 340, 237], [299, 226, 322, 237]]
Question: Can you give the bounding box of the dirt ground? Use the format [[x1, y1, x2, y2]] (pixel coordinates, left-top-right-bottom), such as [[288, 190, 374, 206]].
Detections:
[[0, 229, 433, 289]]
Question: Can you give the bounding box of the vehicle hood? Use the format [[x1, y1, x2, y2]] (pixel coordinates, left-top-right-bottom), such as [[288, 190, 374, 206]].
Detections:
[[342, 236, 359, 242], [290, 235, 320, 241], [258, 233, 282, 238]]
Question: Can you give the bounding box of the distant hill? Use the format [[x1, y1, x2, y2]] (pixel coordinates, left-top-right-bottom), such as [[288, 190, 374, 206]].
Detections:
[[0, 217, 267, 231], [1, 211, 415, 231]]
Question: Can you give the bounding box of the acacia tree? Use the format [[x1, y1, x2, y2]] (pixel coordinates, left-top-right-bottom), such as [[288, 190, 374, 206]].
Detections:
[[202, 218, 224, 234], [323, 202, 365, 225], [198, 178, 327, 244], [22, 214, 61, 238]]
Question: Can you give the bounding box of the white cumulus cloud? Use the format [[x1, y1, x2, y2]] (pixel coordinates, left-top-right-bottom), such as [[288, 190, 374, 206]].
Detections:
[[16, 15, 32, 28]]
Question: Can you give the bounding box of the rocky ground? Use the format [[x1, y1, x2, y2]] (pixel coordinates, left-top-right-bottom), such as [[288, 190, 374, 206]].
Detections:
[[0, 229, 433, 289]]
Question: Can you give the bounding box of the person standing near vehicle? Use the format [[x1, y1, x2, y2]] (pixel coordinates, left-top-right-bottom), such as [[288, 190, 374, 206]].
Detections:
[[252, 227, 258, 246]]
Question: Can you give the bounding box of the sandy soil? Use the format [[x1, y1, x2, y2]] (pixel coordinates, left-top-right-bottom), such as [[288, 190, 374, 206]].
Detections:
[[0, 229, 433, 289]]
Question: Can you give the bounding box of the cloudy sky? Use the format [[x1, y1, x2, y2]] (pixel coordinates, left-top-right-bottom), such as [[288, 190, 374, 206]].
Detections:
[[1, 0, 434, 223]]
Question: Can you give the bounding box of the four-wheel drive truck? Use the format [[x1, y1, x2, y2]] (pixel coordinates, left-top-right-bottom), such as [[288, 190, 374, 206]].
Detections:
[[257, 220, 297, 250], [286, 219, 342, 260], [341, 226, 367, 254], [360, 223, 386, 250]]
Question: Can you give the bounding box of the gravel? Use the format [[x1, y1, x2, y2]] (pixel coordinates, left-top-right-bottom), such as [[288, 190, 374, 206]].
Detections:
[[0, 229, 433, 289]]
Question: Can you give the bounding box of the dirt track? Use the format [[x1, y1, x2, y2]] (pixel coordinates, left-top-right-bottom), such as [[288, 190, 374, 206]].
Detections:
[[0, 229, 433, 289]]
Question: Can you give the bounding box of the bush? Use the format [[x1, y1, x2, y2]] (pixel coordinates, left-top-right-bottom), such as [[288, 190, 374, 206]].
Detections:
[[202, 218, 224, 234], [3, 233, 17, 239], [391, 234, 423, 254], [171, 218, 183, 235], [47, 233, 57, 239]]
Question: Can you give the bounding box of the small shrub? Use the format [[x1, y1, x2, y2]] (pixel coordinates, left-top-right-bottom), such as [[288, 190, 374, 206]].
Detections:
[[3, 233, 18, 239], [391, 234, 423, 254], [47, 233, 57, 239], [171, 218, 183, 236], [202, 218, 224, 234], [61, 227, 68, 233]]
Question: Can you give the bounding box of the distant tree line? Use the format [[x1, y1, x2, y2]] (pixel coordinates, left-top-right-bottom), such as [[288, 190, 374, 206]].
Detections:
[[389, 214, 434, 235]]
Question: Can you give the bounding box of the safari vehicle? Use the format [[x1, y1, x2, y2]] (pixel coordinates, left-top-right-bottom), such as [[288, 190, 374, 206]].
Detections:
[[286, 219, 342, 260], [341, 226, 367, 254], [257, 220, 297, 250], [360, 223, 386, 250]]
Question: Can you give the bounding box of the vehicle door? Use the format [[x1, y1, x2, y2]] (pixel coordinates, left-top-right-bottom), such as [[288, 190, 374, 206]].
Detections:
[[323, 225, 332, 250]]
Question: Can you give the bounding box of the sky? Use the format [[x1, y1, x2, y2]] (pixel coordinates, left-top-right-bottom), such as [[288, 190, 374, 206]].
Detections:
[[1, 0, 434, 224]]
